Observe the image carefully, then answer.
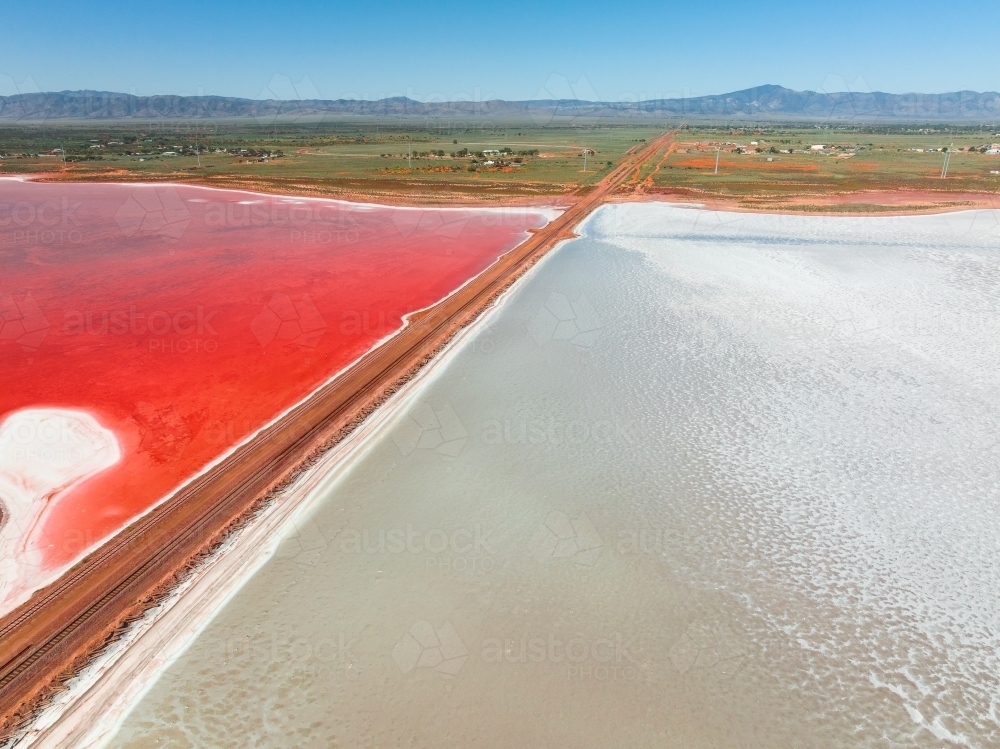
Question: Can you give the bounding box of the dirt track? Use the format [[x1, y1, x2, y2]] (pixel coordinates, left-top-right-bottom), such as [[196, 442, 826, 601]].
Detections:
[[0, 129, 676, 738]]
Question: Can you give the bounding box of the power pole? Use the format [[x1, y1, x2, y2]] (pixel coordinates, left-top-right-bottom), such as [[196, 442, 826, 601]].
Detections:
[[583, 149, 587, 172], [408, 143, 412, 169], [196, 138, 201, 168], [714, 146, 721, 175], [941, 142, 953, 178]]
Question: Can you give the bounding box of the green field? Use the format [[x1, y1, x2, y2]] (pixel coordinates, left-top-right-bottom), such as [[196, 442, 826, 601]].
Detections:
[[650, 124, 1000, 208], [0, 120, 666, 204], [4, 120, 997, 209]]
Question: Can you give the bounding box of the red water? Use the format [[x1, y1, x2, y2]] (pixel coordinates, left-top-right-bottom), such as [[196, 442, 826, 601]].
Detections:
[[0, 179, 546, 578]]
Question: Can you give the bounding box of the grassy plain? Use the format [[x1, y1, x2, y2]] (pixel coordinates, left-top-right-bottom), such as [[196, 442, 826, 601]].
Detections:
[[0, 119, 664, 205], [645, 125, 1000, 212], [3, 120, 997, 211]]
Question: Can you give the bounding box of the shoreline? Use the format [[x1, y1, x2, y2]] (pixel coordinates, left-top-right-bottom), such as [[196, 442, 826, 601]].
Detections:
[[10, 170, 998, 216], [11, 221, 577, 748], [617, 188, 999, 216], [0, 177, 561, 620], [1, 171, 571, 212], [0, 132, 674, 738], [8, 248, 560, 746], [4, 170, 579, 209], [0, 131, 674, 737], [0, 188, 561, 736], [13, 191, 993, 744]]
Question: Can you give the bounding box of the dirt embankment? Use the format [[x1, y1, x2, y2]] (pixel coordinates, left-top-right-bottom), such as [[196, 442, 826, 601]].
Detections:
[[617, 187, 998, 216], [29, 169, 577, 208]]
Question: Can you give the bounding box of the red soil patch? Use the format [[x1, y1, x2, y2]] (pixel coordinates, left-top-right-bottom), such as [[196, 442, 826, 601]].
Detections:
[[672, 156, 820, 172], [755, 160, 819, 171], [0, 179, 547, 592], [671, 157, 718, 169]]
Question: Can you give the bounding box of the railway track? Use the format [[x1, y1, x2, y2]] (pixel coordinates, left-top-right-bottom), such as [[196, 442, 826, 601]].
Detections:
[[0, 128, 675, 736]]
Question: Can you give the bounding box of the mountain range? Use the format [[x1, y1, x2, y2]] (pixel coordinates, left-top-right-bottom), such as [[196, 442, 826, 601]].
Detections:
[[1, 85, 998, 122]]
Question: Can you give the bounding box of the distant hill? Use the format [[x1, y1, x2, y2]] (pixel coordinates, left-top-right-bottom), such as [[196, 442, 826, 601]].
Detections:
[[1, 85, 999, 122]]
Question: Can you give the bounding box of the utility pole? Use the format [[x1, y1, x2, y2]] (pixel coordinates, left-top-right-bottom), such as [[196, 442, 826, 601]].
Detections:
[[408, 143, 412, 169], [714, 146, 721, 175], [941, 142, 953, 179], [196, 138, 200, 168], [583, 149, 587, 172], [61, 143, 66, 169]]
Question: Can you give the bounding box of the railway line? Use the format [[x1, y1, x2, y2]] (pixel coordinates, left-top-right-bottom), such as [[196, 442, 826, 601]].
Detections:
[[0, 128, 675, 737]]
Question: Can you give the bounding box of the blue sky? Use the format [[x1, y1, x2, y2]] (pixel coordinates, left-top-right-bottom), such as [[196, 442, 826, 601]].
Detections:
[[0, 0, 995, 100]]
